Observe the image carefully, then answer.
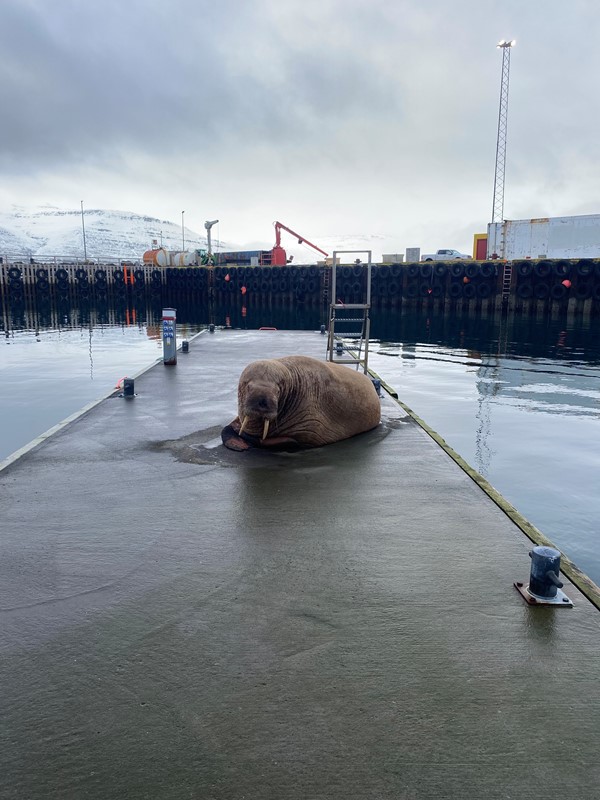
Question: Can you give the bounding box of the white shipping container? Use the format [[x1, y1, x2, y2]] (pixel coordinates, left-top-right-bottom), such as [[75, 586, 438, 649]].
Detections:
[[488, 214, 600, 260]]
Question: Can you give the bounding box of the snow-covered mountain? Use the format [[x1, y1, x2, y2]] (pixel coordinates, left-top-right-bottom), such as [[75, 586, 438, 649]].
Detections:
[[0, 206, 210, 260], [0, 205, 401, 263]]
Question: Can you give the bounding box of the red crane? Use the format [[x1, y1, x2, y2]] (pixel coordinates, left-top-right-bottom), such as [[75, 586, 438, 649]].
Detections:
[[271, 221, 329, 266]]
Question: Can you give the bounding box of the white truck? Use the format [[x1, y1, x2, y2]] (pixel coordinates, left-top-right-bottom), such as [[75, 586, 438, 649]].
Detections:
[[487, 214, 600, 260], [421, 248, 471, 261]]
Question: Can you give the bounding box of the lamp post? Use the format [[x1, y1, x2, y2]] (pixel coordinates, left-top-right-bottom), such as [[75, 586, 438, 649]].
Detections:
[[204, 220, 219, 261], [182, 210, 185, 251], [490, 39, 516, 257], [81, 200, 87, 261]]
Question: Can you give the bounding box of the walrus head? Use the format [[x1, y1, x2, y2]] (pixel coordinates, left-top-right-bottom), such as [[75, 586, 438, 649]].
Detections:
[[237, 360, 287, 441]]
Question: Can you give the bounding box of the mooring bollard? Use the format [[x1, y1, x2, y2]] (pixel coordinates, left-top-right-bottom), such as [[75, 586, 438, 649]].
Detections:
[[320, 324, 326, 335], [162, 308, 177, 365], [514, 544, 573, 606], [528, 546, 563, 599], [182, 340, 189, 353], [123, 377, 135, 398], [371, 377, 381, 396], [209, 324, 215, 334], [336, 341, 344, 355]]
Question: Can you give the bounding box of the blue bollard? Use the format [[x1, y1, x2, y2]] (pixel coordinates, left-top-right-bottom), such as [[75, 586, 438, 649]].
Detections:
[[528, 546, 563, 599]]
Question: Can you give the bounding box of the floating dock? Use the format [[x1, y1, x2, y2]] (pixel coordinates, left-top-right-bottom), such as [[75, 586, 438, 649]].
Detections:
[[1, 329, 599, 799]]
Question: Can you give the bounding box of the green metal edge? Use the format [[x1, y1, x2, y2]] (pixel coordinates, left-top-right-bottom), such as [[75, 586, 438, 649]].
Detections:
[[369, 368, 600, 612]]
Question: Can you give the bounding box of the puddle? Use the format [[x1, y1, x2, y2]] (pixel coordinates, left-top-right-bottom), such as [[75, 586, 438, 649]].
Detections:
[[149, 417, 407, 469]]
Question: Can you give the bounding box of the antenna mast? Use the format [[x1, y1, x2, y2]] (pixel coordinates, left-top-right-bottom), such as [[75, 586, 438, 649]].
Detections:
[[491, 40, 515, 226]]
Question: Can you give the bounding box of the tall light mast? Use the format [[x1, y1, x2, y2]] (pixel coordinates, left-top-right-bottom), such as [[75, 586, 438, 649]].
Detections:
[[490, 39, 515, 256], [204, 220, 219, 257]]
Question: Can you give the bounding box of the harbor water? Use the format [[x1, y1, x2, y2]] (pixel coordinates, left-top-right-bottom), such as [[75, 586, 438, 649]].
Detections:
[[1, 298, 599, 586]]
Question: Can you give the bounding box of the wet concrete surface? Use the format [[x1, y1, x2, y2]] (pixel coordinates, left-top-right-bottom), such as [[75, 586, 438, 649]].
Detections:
[[1, 329, 599, 799]]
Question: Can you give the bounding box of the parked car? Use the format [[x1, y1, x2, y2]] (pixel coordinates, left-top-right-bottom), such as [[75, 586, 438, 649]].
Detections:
[[421, 249, 471, 261]]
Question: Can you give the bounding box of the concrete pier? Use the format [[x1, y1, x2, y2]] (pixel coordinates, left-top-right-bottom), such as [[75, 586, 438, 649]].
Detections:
[[1, 329, 599, 800]]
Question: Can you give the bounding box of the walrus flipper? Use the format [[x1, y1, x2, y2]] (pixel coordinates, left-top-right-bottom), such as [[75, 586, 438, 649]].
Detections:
[[221, 420, 251, 451]]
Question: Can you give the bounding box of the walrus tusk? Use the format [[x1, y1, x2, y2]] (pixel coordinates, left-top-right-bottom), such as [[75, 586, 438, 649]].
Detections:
[[239, 416, 249, 435], [262, 419, 270, 440]]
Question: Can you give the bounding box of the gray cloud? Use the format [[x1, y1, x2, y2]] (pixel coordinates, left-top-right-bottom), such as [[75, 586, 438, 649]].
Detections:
[[1, 0, 599, 255]]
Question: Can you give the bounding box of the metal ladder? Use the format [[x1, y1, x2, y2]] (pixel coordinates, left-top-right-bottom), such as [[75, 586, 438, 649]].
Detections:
[[326, 250, 372, 374], [501, 261, 512, 304]]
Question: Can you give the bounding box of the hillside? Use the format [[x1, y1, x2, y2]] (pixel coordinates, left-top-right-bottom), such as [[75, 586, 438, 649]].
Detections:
[[0, 206, 209, 260], [0, 206, 396, 263]]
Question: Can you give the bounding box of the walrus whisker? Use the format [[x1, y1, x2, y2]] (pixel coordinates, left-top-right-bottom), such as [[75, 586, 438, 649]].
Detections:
[[262, 419, 270, 440], [239, 416, 249, 435]]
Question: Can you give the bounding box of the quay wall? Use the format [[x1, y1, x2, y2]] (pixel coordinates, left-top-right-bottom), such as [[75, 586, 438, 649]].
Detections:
[[2, 258, 600, 315]]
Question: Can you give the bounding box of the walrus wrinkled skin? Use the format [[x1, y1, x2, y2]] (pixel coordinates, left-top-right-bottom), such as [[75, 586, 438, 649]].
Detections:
[[221, 355, 381, 451]]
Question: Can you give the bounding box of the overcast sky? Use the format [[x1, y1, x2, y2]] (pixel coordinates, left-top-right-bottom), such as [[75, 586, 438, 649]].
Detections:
[[1, 0, 599, 259]]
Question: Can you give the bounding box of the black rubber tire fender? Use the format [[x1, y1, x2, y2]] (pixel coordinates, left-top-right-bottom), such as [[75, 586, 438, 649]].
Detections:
[[575, 281, 592, 300], [553, 260, 570, 277], [576, 259, 594, 277], [517, 282, 533, 299], [534, 260, 552, 278], [516, 261, 533, 277]]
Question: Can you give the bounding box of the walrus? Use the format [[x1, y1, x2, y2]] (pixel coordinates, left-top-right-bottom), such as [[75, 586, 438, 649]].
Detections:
[[221, 355, 381, 451]]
